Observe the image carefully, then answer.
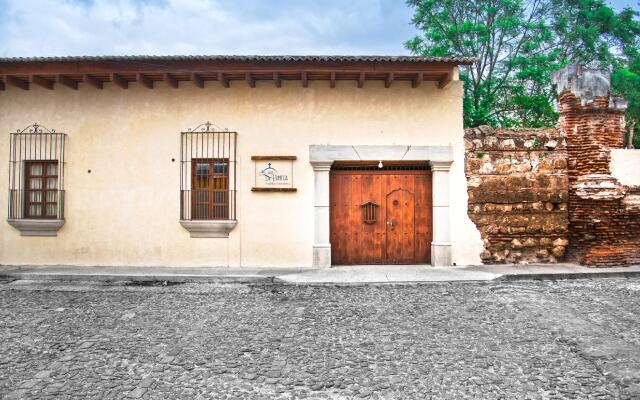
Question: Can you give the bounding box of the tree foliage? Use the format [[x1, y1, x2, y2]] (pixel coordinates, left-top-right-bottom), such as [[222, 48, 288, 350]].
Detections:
[[405, 0, 640, 132]]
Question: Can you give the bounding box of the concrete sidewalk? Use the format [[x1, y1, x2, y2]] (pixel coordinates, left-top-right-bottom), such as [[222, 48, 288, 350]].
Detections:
[[1, 263, 640, 285]]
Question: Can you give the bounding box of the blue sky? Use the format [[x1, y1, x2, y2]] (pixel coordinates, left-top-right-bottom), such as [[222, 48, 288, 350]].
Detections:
[[0, 0, 637, 57]]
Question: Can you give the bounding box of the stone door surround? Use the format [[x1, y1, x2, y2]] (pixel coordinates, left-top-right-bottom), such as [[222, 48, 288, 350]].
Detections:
[[310, 145, 454, 268]]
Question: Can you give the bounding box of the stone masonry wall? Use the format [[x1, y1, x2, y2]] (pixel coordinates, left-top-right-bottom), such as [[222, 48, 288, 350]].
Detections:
[[553, 65, 640, 266], [465, 126, 569, 264]]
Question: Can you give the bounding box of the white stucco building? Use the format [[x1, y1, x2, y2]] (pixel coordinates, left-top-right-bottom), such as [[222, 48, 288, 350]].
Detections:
[[0, 55, 484, 268]]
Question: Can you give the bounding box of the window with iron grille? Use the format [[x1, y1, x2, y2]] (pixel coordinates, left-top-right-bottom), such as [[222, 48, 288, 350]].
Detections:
[[8, 124, 66, 220], [180, 122, 237, 221]]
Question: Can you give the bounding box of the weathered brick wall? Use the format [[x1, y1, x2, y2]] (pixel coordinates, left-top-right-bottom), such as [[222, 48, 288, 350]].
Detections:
[[554, 65, 640, 267], [465, 126, 569, 264]]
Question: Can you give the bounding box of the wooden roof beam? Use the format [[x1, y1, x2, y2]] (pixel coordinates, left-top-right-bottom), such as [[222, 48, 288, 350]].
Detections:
[[357, 72, 365, 88], [385, 72, 394, 88], [330, 71, 336, 88], [273, 72, 281, 88], [31, 75, 54, 90], [412, 72, 423, 88], [301, 71, 308, 88], [165, 73, 178, 88], [111, 73, 128, 89], [439, 72, 452, 89], [138, 73, 153, 89], [192, 73, 204, 88], [57, 75, 77, 90], [5, 75, 29, 90], [0, 80, 4, 91], [0, 59, 469, 75], [218, 72, 229, 88], [84, 74, 103, 89], [245, 73, 255, 88]]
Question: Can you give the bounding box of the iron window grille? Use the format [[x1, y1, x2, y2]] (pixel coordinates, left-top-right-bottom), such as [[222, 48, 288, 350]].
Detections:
[[180, 122, 237, 221], [8, 123, 66, 220]]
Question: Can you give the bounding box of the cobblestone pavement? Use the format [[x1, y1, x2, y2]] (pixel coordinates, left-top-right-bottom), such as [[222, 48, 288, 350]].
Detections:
[[2, 278, 640, 399]]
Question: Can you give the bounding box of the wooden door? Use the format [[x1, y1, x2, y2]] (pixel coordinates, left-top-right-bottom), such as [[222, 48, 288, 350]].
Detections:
[[330, 167, 432, 265]]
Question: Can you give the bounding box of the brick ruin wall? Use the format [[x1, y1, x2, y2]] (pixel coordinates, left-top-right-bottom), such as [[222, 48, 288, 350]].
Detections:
[[465, 65, 640, 266], [465, 126, 570, 264], [557, 90, 640, 266]]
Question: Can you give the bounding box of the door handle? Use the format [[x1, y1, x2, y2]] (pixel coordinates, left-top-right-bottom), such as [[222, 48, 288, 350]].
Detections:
[[387, 220, 395, 229]]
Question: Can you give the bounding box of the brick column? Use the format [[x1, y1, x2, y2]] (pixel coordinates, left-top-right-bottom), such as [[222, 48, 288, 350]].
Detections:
[[552, 64, 635, 266]]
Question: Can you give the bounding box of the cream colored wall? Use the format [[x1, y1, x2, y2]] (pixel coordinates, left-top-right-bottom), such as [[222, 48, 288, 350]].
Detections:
[[0, 79, 483, 267], [611, 149, 640, 186]]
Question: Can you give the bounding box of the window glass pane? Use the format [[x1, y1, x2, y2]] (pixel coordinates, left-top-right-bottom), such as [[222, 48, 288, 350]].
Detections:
[[46, 163, 57, 176], [195, 163, 209, 189], [214, 161, 228, 174], [29, 178, 42, 189], [29, 205, 42, 217], [47, 191, 57, 203], [46, 204, 56, 216], [29, 191, 42, 203], [213, 177, 228, 190], [46, 178, 58, 189], [30, 164, 42, 176]]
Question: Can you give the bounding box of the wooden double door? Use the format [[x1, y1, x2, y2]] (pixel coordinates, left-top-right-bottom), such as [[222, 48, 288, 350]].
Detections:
[[330, 167, 432, 265]]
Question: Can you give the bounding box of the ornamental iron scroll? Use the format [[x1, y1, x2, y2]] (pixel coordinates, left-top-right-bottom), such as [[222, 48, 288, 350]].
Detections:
[[8, 123, 67, 220], [360, 201, 379, 224], [180, 122, 238, 221]]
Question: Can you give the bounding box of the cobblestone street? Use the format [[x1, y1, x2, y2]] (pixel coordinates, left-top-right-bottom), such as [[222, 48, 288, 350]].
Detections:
[[1, 278, 640, 399]]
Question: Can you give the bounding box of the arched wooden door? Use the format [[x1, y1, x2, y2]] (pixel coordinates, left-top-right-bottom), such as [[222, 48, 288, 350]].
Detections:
[[330, 166, 432, 265]]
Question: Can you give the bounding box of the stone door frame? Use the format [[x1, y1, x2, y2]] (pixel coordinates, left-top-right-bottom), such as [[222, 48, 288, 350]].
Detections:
[[310, 145, 454, 268]]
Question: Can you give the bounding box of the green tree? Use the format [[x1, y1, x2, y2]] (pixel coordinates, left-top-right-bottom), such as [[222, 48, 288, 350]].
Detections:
[[405, 0, 640, 129], [612, 48, 640, 148]]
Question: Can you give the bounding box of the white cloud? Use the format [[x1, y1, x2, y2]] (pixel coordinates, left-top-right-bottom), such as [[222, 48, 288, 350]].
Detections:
[[0, 0, 418, 57]]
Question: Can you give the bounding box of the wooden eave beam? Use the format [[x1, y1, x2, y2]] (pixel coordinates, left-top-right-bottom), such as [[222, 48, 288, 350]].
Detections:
[[138, 73, 153, 89], [0, 59, 465, 75], [245, 73, 255, 88], [57, 75, 78, 90], [330, 71, 336, 88], [301, 71, 308, 88], [5, 75, 29, 90], [0, 80, 4, 91], [165, 73, 178, 88], [385, 72, 394, 88], [438, 72, 452, 89], [31, 75, 54, 90], [273, 72, 281, 88], [412, 72, 423, 88], [217, 72, 229, 88], [84, 74, 103, 89], [192, 73, 204, 88], [357, 72, 365, 88], [111, 73, 128, 89]]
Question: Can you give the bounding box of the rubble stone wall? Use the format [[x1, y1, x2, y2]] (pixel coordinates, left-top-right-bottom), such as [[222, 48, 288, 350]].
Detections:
[[465, 126, 569, 264]]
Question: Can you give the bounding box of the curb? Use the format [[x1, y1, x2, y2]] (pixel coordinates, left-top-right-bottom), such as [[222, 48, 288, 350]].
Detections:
[[1, 271, 639, 286], [496, 271, 640, 282], [0, 272, 277, 285]]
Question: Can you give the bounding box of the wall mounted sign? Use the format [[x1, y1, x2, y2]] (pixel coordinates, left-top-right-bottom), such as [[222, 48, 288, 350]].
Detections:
[[251, 156, 297, 192]]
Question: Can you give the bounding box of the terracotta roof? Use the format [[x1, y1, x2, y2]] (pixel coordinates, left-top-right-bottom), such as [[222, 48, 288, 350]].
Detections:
[[0, 55, 473, 91], [0, 55, 476, 64]]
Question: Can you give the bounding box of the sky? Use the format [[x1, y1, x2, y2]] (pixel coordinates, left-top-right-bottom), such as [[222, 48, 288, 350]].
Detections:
[[0, 0, 637, 58]]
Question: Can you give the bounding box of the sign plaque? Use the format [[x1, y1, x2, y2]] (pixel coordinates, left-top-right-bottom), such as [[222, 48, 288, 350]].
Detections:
[[251, 156, 297, 192]]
